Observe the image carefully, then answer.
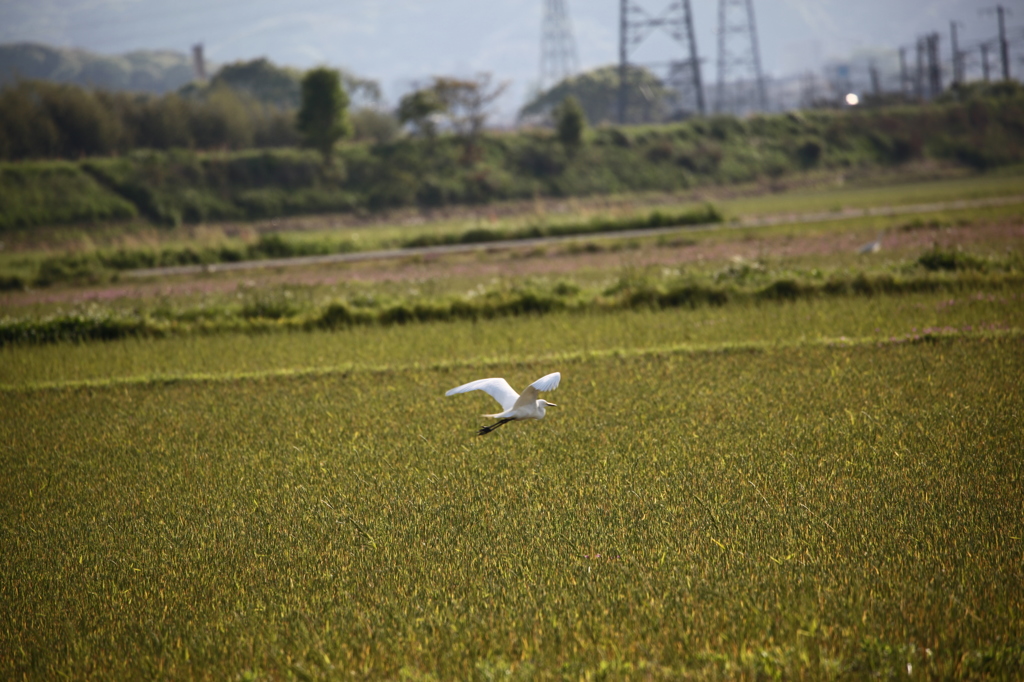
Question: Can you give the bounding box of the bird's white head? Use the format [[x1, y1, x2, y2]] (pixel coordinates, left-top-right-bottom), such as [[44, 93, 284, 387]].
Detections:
[[536, 399, 557, 416]]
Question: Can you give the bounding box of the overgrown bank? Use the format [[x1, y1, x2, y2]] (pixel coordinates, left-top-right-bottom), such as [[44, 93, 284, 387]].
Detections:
[[2, 94, 1022, 232]]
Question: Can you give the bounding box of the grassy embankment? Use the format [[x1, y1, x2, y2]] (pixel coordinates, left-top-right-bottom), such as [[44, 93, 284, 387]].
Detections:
[[1, 92, 1021, 237]]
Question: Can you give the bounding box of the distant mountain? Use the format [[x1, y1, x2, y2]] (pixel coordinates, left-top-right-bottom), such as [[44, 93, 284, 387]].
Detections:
[[0, 42, 197, 93]]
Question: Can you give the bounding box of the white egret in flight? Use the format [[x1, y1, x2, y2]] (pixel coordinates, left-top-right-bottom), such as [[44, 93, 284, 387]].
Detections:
[[445, 372, 560, 435]]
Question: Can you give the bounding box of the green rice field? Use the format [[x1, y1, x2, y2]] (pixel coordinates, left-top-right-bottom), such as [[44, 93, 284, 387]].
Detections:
[[2, 169, 1023, 680]]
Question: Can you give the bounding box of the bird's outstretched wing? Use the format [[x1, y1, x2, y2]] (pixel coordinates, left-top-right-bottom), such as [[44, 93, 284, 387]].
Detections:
[[513, 372, 561, 409], [445, 378, 519, 411], [530, 372, 560, 392]]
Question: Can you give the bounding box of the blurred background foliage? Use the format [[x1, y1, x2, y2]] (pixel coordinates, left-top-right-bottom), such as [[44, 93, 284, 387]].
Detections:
[[1, 51, 1023, 232]]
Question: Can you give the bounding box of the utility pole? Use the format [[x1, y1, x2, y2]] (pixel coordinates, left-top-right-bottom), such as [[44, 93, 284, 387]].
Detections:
[[950, 21, 962, 85], [799, 70, 818, 108], [618, 0, 628, 124], [869, 61, 881, 97], [618, 0, 705, 123], [981, 43, 991, 81], [191, 43, 207, 82], [982, 5, 1012, 80], [926, 32, 942, 98], [539, 0, 581, 91], [899, 47, 908, 96], [715, 0, 768, 114], [997, 5, 1010, 80], [921, 36, 929, 99]]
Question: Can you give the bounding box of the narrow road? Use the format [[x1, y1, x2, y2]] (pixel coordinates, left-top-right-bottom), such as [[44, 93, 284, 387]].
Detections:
[[123, 194, 1024, 279]]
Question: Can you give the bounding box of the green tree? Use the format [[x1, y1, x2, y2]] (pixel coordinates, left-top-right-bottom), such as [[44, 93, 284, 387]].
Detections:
[[397, 89, 445, 137], [209, 58, 303, 109], [554, 95, 585, 149], [297, 67, 351, 163], [428, 74, 508, 138], [351, 108, 400, 143], [398, 74, 508, 141]]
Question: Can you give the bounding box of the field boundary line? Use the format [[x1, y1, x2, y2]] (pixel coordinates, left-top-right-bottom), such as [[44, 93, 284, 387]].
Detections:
[[3, 328, 1019, 393], [120, 194, 1024, 279]]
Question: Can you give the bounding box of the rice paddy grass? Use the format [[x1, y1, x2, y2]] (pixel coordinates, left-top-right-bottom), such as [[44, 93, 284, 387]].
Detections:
[[2, 332, 1021, 679], [2, 287, 1021, 390], [2, 169, 1023, 679]]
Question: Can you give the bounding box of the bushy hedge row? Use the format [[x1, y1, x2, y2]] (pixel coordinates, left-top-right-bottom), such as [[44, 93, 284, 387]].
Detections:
[[401, 205, 721, 248], [3, 266, 1020, 346], [0, 80, 297, 161]]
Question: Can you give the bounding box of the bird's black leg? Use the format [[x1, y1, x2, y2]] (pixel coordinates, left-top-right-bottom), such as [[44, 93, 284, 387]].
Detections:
[[477, 418, 514, 436]]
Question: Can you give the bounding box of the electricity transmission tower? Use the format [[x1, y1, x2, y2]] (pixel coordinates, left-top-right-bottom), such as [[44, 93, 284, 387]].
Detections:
[[191, 43, 207, 81], [618, 0, 705, 124], [539, 0, 580, 91], [714, 0, 767, 114]]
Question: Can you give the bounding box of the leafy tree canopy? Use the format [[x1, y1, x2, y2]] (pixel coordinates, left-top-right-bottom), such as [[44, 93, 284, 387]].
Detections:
[[520, 65, 677, 126], [398, 89, 446, 137], [554, 95, 585, 148], [297, 67, 352, 162], [179, 58, 380, 111], [399, 74, 508, 138], [204, 58, 303, 108]]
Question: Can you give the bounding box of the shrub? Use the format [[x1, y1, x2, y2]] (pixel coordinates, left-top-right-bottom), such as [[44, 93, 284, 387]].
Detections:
[[918, 247, 988, 272], [34, 253, 106, 286], [317, 302, 357, 328], [0, 275, 26, 291], [239, 293, 302, 320], [758, 279, 807, 301], [659, 284, 729, 308], [554, 96, 586, 150], [795, 139, 823, 168]]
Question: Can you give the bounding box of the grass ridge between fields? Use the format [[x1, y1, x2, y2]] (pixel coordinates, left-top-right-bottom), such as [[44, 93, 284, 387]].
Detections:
[[3, 266, 1023, 347], [4, 327, 1019, 393]]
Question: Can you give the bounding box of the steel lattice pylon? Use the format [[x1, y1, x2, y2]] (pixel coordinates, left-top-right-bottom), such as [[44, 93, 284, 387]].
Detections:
[[618, 0, 705, 123], [539, 0, 581, 91], [715, 0, 767, 114]]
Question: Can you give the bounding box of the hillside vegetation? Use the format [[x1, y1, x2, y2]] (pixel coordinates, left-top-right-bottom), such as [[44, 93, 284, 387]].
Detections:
[[1, 90, 1022, 233], [0, 43, 194, 94]]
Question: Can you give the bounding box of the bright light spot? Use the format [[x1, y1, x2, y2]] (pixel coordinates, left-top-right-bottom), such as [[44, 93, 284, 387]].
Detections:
[[845, 93, 860, 106]]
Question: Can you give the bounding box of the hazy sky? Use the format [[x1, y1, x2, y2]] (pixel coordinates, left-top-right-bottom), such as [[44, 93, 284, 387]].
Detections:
[[2, 0, 1019, 118]]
